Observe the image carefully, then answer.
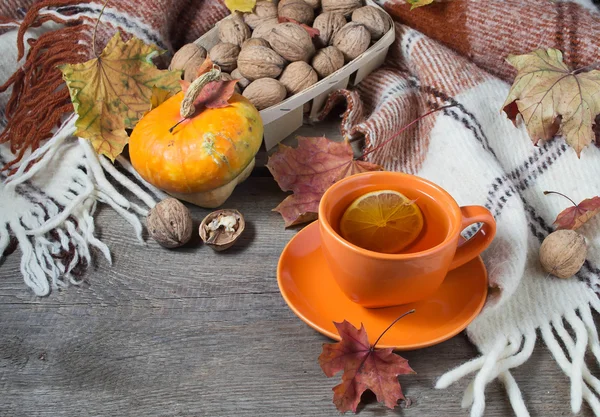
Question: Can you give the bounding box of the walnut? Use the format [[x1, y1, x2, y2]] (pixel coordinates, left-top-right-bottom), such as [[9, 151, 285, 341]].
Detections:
[[231, 68, 251, 90], [540, 230, 587, 279], [279, 61, 318, 95], [242, 38, 270, 49], [312, 12, 346, 47], [251, 18, 279, 40], [218, 17, 251, 46], [351, 6, 390, 40], [209, 42, 240, 72], [169, 43, 207, 83], [147, 198, 193, 248], [332, 22, 371, 62], [304, 0, 320, 8], [311, 46, 344, 78], [268, 23, 315, 62], [321, 0, 363, 17], [237, 45, 286, 80], [243, 1, 277, 29], [278, 0, 314, 25], [243, 78, 287, 110]]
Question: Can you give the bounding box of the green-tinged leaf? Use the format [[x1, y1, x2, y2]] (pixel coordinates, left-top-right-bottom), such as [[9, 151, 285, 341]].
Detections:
[[502, 48, 600, 157], [59, 32, 182, 161], [407, 0, 435, 10]]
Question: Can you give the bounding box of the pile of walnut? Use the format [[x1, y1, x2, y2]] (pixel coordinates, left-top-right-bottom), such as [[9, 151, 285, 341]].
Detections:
[[169, 0, 389, 110]]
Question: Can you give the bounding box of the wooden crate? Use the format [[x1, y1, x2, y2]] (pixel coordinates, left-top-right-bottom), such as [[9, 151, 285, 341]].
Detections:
[[194, 1, 395, 150]]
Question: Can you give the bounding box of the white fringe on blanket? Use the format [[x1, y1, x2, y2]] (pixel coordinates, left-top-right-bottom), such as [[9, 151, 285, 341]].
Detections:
[[0, 114, 164, 296]]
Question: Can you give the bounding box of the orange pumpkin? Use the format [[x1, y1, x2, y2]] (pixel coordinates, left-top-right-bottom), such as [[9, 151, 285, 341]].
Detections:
[[129, 91, 263, 196]]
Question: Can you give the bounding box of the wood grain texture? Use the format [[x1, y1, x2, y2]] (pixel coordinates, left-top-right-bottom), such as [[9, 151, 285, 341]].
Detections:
[[1, 119, 598, 416]]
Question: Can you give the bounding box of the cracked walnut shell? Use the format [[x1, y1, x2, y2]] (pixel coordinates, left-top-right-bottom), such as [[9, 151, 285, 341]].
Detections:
[[332, 22, 371, 62], [237, 45, 286, 80], [268, 22, 315, 62], [209, 42, 240, 72], [279, 61, 318, 95]]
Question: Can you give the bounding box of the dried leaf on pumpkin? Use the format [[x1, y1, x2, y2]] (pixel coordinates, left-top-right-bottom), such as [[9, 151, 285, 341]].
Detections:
[[225, 0, 256, 13], [319, 320, 415, 413], [180, 78, 239, 110], [266, 137, 382, 227], [59, 32, 182, 161], [502, 48, 600, 157]]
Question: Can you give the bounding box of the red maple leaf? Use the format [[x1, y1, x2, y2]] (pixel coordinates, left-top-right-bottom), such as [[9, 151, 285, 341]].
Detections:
[[266, 137, 382, 227], [545, 191, 600, 230], [278, 16, 320, 38], [319, 318, 415, 413]]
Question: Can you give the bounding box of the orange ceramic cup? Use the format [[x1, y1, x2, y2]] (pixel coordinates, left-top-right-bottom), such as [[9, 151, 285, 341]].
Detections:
[[318, 171, 496, 308]]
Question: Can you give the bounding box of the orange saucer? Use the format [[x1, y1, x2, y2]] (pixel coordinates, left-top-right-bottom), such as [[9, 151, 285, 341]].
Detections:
[[277, 221, 488, 350]]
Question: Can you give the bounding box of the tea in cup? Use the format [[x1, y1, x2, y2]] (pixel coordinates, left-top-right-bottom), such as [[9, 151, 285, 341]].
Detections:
[[318, 171, 496, 308]]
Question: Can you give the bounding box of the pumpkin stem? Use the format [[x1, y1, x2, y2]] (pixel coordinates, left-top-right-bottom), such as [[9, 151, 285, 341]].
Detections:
[[179, 68, 222, 119], [169, 118, 186, 134]]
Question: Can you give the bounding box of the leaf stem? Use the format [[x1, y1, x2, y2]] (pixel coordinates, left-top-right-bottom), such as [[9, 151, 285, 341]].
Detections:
[[572, 62, 600, 74], [92, 0, 110, 58], [372, 309, 416, 349], [358, 104, 457, 160], [543, 190, 578, 207]]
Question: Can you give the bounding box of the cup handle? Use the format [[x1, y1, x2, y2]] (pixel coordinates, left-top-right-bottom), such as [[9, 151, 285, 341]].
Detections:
[[449, 206, 496, 270]]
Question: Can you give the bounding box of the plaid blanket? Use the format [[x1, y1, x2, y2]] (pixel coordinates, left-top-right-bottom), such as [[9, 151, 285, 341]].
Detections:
[[1, 1, 600, 416]]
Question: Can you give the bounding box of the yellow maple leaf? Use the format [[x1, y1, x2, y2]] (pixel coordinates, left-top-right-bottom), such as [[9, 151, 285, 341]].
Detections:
[[502, 48, 600, 157], [225, 0, 256, 13], [59, 32, 182, 161], [406, 0, 435, 9]]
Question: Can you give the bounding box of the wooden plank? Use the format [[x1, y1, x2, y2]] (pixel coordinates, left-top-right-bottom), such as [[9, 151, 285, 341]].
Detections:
[[0, 172, 597, 415]]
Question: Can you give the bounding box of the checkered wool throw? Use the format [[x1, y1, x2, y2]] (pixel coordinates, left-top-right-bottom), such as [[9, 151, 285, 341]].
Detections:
[[1, 1, 600, 416]]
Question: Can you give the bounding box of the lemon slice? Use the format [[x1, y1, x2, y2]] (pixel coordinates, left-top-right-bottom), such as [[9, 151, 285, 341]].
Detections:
[[339, 190, 423, 253]]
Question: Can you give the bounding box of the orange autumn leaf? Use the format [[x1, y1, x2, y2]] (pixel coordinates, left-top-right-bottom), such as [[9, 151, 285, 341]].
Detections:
[[552, 196, 600, 230], [319, 320, 415, 413], [266, 137, 382, 227]]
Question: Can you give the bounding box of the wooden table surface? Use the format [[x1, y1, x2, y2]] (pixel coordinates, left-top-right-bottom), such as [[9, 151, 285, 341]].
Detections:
[[0, 120, 596, 417]]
